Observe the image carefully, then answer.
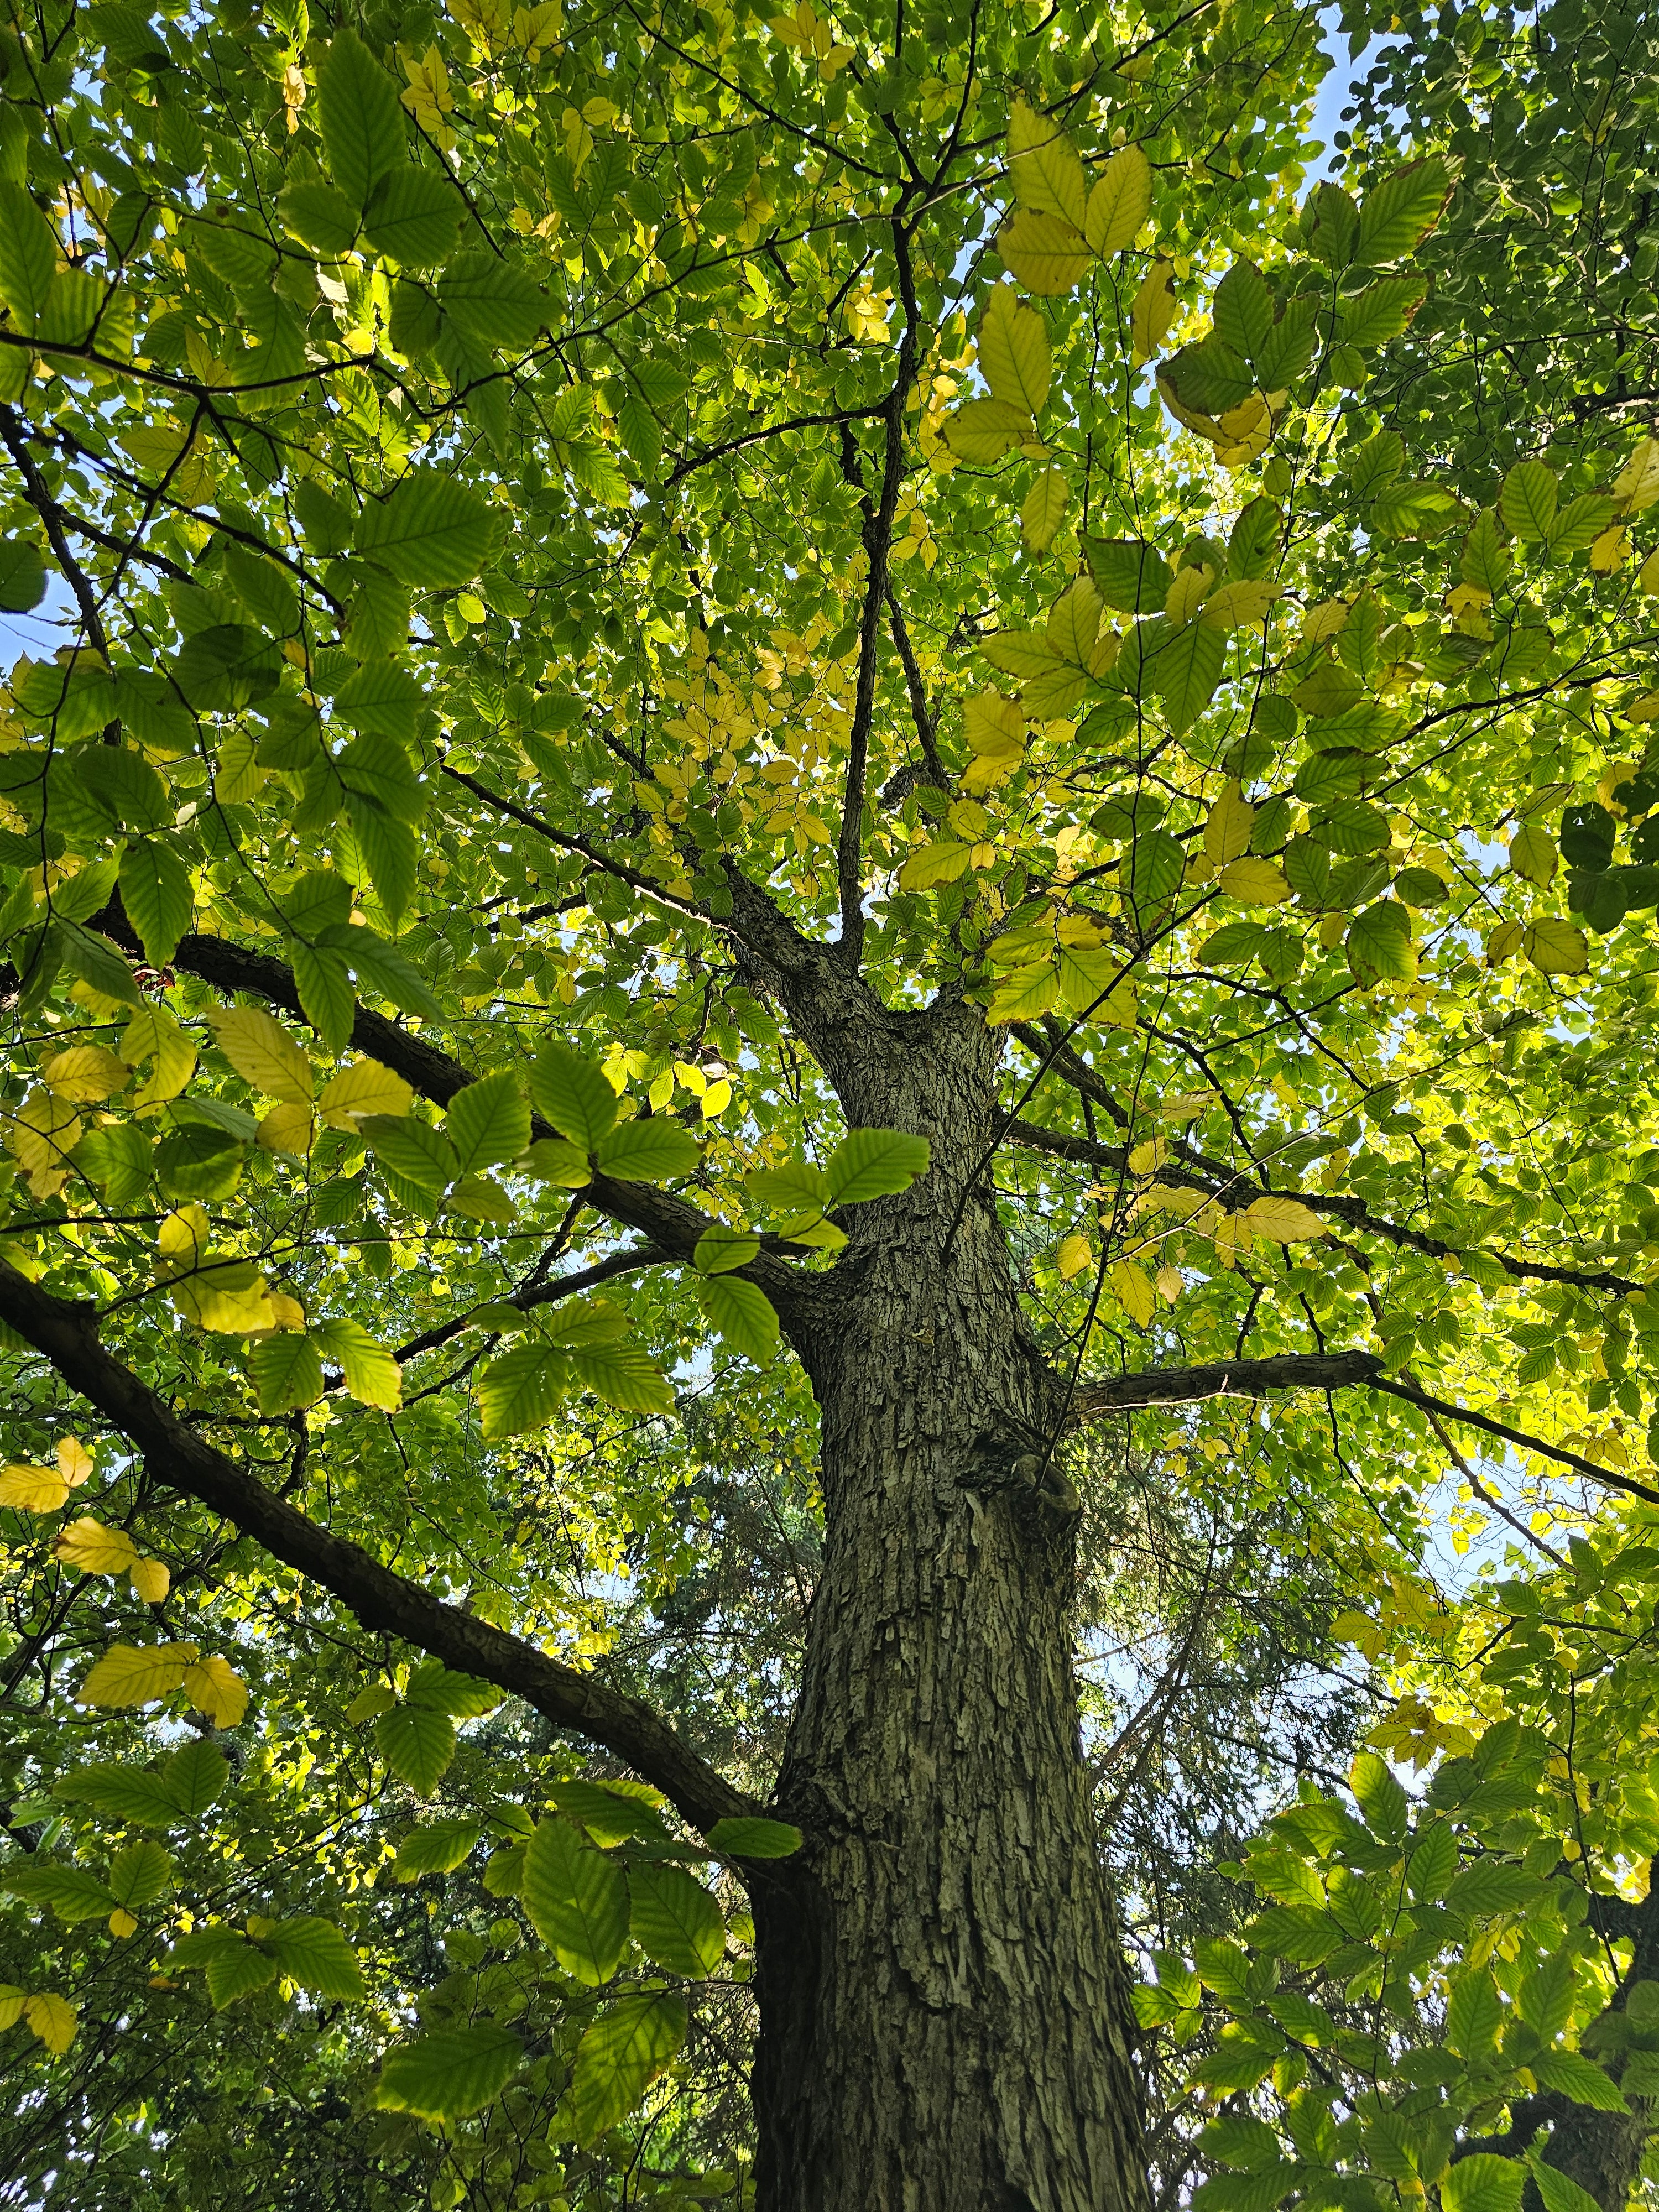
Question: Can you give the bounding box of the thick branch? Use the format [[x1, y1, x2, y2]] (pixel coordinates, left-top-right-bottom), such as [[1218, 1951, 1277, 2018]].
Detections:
[[0, 1259, 753, 1835], [1066, 1349, 1385, 1422]]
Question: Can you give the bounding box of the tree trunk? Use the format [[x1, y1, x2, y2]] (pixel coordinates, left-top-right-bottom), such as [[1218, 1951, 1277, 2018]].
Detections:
[[748, 1005, 1150, 2212]]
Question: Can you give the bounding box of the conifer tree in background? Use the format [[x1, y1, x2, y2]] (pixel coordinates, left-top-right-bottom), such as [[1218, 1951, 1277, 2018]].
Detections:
[[1, 0, 1657, 2204]]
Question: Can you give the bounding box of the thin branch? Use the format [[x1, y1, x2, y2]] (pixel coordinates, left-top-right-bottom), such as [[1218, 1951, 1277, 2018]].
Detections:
[[1371, 1373, 1659, 1507]]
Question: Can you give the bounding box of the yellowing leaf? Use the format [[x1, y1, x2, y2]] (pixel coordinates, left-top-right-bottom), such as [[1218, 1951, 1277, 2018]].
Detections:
[[317, 1058, 415, 1130], [24, 1992, 77, 2054], [1202, 578, 1282, 629], [943, 397, 1034, 464], [1008, 98, 1087, 229], [1085, 143, 1151, 255], [1301, 597, 1352, 644], [122, 1003, 196, 1107], [1486, 917, 1522, 965], [1056, 1232, 1093, 1280], [985, 959, 1061, 1022], [129, 1557, 171, 1604], [1203, 782, 1254, 864], [1129, 259, 1176, 362], [54, 1517, 142, 1576], [257, 1100, 315, 1155], [1155, 1263, 1183, 1302], [40, 1045, 130, 1103], [1021, 469, 1068, 553], [1046, 576, 1102, 666], [1522, 917, 1589, 975], [978, 285, 1050, 416], [0, 1987, 24, 2031], [898, 839, 974, 890], [1613, 436, 1659, 514], [1244, 1196, 1326, 1242], [1589, 523, 1628, 573], [207, 1008, 314, 1104], [1508, 823, 1557, 885], [1217, 857, 1292, 904], [1640, 547, 1659, 595], [181, 1655, 249, 1728], [1108, 1259, 1157, 1326], [0, 1463, 69, 1511], [998, 208, 1090, 295], [79, 1642, 200, 1708]]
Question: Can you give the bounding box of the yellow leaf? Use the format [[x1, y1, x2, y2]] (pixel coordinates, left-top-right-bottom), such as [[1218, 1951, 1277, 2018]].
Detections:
[[1056, 1232, 1093, 1280], [1108, 1259, 1157, 1326], [108, 1907, 139, 1939], [998, 208, 1091, 296], [54, 1516, 142, 1577], [256, 1100, 315, 1155], [180, 1270, 278, 1336], [1056, 947, 1135, 1022], [208, 1007, 315, 1104], [944, 397, 1034, 464], [961, 693, 1026, 793], [181, 1653, 249, 1728], [1129, 259, 1176, 362], [0, 1986, 23, 2031], [1008, 98, 1087, 229], [1640, 547, 1659, 595], [79, 1641, 200, 1708], [1244, 1196, 1326, 1243], [1624, 691, 1659, 723], [701, 1078, 732, 1119], [316, 1058, 413, 1130], [1522, 917, 1589, 975], [1589, 523, 1628, 573], [40, 1045, 130, 1103], [0, 1460, 70, 1512], [1155, 1263, 1183, 1303], [1128, 1138, 1167, 1174], [156, 1203, 211, 1274], [122, 1003, 196, 1107], [898, 840, 974, 891], [1021, 469, 1068, 553], [1216, 856, 1292, 904], [58, 1437, 93, 1488], [129, 1556, 171, 1604], [1202, 578, 1282, 629], [1614, 436, 1659, 514], [1084, 143, 1151, 255], [1204, 782, 1254, 864], [5, 1086, 82, 1182], [24, 1992, 77, 2054], [1486, 917, 1523, 966], [978, 285, 1050, 416], [266, 1292, 307, 1333], [1046, 576, 1102, 666]]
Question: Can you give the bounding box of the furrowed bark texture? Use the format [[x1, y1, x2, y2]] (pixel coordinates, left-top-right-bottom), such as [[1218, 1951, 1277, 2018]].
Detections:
[[749, 1000, 1150, 2212]]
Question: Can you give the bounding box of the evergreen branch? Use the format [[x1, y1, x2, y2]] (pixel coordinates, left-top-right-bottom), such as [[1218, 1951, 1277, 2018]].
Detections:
[[0, 1257, 756, 1836]]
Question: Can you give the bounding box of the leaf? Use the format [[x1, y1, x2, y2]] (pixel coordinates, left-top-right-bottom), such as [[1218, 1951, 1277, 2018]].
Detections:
[[1022, 470, 1068, 553], [1531, 2161, 1606, 2212], [1347, 900, 1416, 986], [1243, 1197, 1325, 1243], [1086, 538, 1173, 613], [316, 28, 407, 213], [118, 842, 192, 964], [246, 1330, 325, 1415], [823, 1129, 931, 1206], [571, 1994, 687, 2142], [353, 469, 493, 588], [478, 1342, 565, 1438], [1086, 144, 1152, 254], [107, 1839, 173, 1910], [1406, 1819, 1457, 1901], [206, 1939, 281, 2008], [264, 1917, 366, 2000], [1349, 1750, 1409, 1841], [628, 1861, 726, 1976], [997, 210, 1091, 295], [165, 1739, 229, 1815], [394, 1818, 481, 1880], [705, 1815, 804, 1860], [317, 1058, 414, 1130], [978, 286, 1049, 416], [0, 181, 59, 327], [1522, 917, 1589, 975], [310, 1318, 401, 1410], [374, 2023, 523, 2121], [567, 1342, 676, 1416], [1204, 785, 1255, 865], [521, 1815, 630, 1984], [23, 1992, 77, 2055], [696, 1274, 780, 1364], [53, 1762, 181, 1827], [277, 178, 360, 254], [1500, 461, 1558, 542], [0, 1462, 71, 1512], [1532, 2049, 1627, 2112], [374, 1702, 457, 1795], [1109, 1260, 1157, 1326], [361, 1113, 457, 1191], [693, 1225, 761, 1274], [1442, 2157, 1526, 2212], [1446, 1967, 1503, 2057], [54, 1516, 140, 1576], [1217, 858, 1291, 905], [361, 168, 462, 265], [943, 398, 1034, 465], [0, 1864, 116, 1922], [1008, 100, 1087, 228], [1129, 259, 1177, 362], [1354, 157, 1452, 263], [1154, 618, 1225, 735], [529, 1044, 620, 1150], [899, 838, 974, 890], [79, 1642, 198, 1709], [0, 536, 47, 613], [593, 1118, 698, 1183], [291, 943, 356, 1052], [181, 1654, 249, 1728]]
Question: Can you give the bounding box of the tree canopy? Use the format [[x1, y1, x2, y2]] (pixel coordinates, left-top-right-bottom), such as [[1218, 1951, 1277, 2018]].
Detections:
[[2, 0, 1659, 2203]]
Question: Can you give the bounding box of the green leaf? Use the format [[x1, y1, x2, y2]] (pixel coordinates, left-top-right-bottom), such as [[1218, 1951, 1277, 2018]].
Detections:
[[521, 1815, 630, 1985], [405, 1660, 501, 1716], [1083, 536, 1172, 613], [1532, 2049, 1626, 2112], [1444, 1860, 1540, 1918], [1442, 2156, 1525, 2212], [571, 1993, 687, 2142], [0, 536, 47, 613], [437, 251, 547, 353], [0, 1863, 116, 1921], [1405, 1819, 1457, 1901], [1500, 461, 1559, 543], [1446, 1967, 1503, 2058], [373, 1703, 456, 1795], [206, 1939, 281, 2008], [1153, 617, 1225, 735], [71, 747, 169, 833], [567, 1342, 676, 1416], [165, 1740, 229, 1817], [394, 1819, 482, 1880], [292, 941, 356, 1051], [310, 1319, 401, 1410], [276, 178, 361, 255], [354, 469, 494, 588], [696, 1274, 780, 1365], [374, 2022, 523, 2121], [594, 1118, 700, 1182], [823, 1129, 931, 1206], [705, 1817, 802, 1859], [1346, 900, 1416, 986], [550, 1779, 669, 1846], [478, 1342, 566, 1438], [446, 1071, 529, 1173], [264, 1917, 366, 2000], [315, 28, 407, 214], [628, 1862, 726, 1977], [106, 1839, 173, 1908], [54, 1763, 183, 1828], [118, 841, 192, 964], [248, 1333, 325, 1415], [1354, 157, 1452, 263], [692, 1225, 760, 1274], [361, 1113, 458, 1193], [361, 169, 462, 266], [1530, 2158, 1608, 2212], [0, 181, 59, 326], [1349, 1751, 1409, 1843], [529, 1044, 620, 1150]]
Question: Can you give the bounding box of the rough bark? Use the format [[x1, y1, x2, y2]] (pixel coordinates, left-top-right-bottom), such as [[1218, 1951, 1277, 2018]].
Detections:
[[749, 1001, 1151, 2212]]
